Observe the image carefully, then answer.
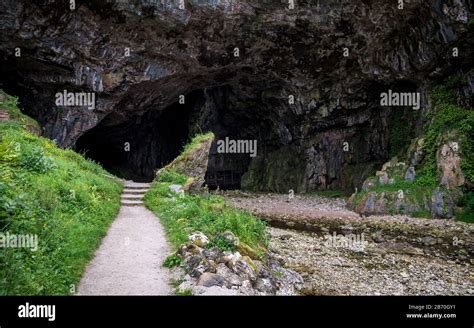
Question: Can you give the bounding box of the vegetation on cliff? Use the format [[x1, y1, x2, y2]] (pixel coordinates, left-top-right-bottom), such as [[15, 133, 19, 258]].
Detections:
[[417, 76, 474, 186], [349, 74, 474, 222], [0, 91, 122, 295]]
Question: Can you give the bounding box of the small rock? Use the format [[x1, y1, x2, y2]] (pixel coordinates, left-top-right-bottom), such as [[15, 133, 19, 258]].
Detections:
[[279, 234, 292, 240], [189, 232, 209, 247], [216, 263, 243, 286], [169, 184, 183, 194], [202, 247, 223, 262], [192, 285, 237, 296], [232, 258, 257, 281], [197, 272, 229, 288], [320, 227, 329, 233], [184, 255, 203, 276], [221, 230, 239, 246], [237, 242, 260, 260], [254, 278, 276, 294], [422, 236, 437, 246], [405, 166, 416, 181]]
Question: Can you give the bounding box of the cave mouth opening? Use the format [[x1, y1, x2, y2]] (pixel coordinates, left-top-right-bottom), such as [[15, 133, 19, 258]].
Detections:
[[74, 87, 256, 189], [75, 91, 202, 183]]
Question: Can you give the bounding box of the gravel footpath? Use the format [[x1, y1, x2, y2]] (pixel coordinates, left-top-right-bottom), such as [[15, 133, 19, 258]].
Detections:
[[77, 205, 172, 295]]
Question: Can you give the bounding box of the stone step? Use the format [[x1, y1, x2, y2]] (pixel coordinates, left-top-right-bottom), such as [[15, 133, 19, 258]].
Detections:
[[123, 186, 150, 190], [121, 200, 144, 206], [121, 194, 144, 200], [124, 182, 151, 187], [0, 109, 9, 122], [122, 189, 148, 195]]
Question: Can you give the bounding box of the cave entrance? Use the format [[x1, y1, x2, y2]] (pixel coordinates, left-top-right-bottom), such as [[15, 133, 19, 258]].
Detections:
[[75, 85, 264, 188], [75, 92, 201, 182]]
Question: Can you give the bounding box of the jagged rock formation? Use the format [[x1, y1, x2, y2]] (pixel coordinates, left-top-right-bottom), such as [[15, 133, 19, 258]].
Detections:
[[0, 0, 472, 189], [157, 132, 214, 192]]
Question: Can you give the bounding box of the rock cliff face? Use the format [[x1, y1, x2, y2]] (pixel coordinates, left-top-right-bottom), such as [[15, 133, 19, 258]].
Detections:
[[0, 0, 472, 188]]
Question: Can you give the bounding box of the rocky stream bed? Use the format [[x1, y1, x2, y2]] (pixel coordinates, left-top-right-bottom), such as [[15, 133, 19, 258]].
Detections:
[[222, 192, 474, 295]]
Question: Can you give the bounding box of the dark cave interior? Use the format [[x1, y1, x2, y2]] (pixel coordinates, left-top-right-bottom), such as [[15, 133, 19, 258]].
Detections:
[[74, 87, 257, 187], [75, 92, 197, 182]]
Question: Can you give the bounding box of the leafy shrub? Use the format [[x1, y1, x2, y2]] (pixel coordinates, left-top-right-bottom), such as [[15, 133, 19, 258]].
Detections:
[[20, 147, 57, 173], [208, 235, 237, 252], [417, 77, 474, 185], [163, 254, 182, 268], [457, 192, 474, 223]]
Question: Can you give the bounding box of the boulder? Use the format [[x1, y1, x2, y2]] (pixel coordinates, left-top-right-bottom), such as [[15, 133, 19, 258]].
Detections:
[[192, 286, 237, 296], [216, 263, 243, 286], [169, 184, 183, 194], [202, 247, 223, 262], [236, 242, 260, 260], [430, 189, 454, 219], [189, 232, 209, 248], [221, 230, 239, 246], [254, 278, 276, 294], [231, 257, 257, 282], [405, 166, 416, 181], [196, 272, 229, 288], [376, 171, 390, 185], [437, 141, 465, 189]]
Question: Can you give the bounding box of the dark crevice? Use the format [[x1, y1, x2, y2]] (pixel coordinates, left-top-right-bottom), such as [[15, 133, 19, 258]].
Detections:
[[75, 91, 203, 182]]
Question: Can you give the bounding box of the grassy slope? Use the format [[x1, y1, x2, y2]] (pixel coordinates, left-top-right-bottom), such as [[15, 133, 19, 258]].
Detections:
[[145, 135, 268, 256], [0, 91, 122, 295]]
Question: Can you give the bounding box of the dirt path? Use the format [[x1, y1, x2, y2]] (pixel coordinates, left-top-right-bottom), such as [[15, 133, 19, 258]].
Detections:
[[77, 182, 172, 295]]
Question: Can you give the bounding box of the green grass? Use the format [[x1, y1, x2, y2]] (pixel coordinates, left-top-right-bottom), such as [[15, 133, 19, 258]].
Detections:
[[306, 190, 347, 198], [145, 139, 268, 255], [176, 132, 214, 162], [456, 191, 474, 223], [175, 288, 193, 296], [0, 91, 40, 133], [411, 210, 432, 219], [0, 92, 122, 295], [144, 175, 268, 254], [157, 169, 188, 184]]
